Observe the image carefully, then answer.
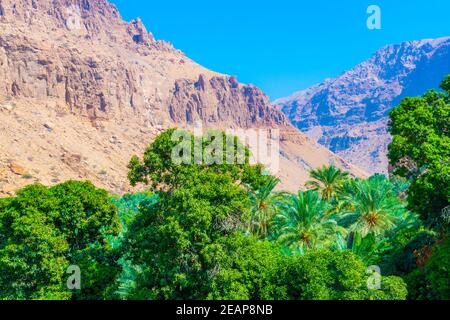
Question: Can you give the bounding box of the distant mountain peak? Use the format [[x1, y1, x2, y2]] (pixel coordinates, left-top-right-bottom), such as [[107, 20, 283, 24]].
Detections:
[[274, 36, 450, 174]]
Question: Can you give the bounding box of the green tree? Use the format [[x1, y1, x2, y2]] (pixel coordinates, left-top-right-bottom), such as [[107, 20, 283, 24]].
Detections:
[[0, 187, 70, 300], [332, 233, 388, 265], [122, 169, 251, 299], [338, 175, 407, 242], [271, 190, 344, 253], [128, 129, 266, 191], [265, 250, 407, 300], [50, 181, 120, 255], [247, 176, 289, 239], [388, 76, 450, 228], [380, 228, 436, 277], [333, 175, 421, 267], [110, 193, 158, 299], [406, 238, 450, 300], [204, 234, 283, 300], [306, 165, 349, 202], [0, 181, 121, 300]]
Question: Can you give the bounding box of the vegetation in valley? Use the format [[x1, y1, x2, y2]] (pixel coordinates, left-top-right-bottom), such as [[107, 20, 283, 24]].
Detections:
[[0, 76, 449, 300]]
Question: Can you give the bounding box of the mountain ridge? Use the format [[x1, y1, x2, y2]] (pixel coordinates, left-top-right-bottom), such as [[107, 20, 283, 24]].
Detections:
[[274, 36, 450, 174]]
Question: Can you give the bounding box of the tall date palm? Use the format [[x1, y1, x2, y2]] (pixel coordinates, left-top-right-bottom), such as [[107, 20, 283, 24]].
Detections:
[[306, 165, 349, 202], [272, 190, 345, 253], [247, 176, 289, 238], [338, 175, 406, 247]]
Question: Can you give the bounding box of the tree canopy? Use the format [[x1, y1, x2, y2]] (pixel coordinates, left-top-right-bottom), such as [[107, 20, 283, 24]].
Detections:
[[388, 76, 450, 228], [0, 181, 120, 300]]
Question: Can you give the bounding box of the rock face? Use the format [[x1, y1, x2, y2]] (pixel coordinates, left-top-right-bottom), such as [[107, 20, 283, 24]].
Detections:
[[169, 75, 287, 127], [274, 37, 450, 174], [0, 0, 366, 196]]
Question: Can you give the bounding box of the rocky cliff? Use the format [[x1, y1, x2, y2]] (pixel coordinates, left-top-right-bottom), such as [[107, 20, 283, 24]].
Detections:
[[274, 37, 450, 174], [0, 0, 365, 195]]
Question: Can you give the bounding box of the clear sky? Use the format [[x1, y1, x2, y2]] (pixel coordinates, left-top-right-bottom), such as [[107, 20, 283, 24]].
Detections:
[[110, 0, 450, 100]]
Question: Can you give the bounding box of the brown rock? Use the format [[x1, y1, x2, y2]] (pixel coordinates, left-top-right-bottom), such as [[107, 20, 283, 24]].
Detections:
[[43, 122, 54, 130], [9, 163, 27, 175]]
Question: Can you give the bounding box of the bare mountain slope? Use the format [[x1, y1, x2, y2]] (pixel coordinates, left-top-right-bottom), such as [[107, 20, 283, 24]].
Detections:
[[274, 37, 450, 174], [0, 0, 365, 195]]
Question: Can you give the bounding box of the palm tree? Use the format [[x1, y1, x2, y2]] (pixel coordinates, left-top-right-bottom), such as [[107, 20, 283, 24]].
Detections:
[[247, 176, 289, 238], [332, 177, 358, 214], [271, 190, 345, 253], [332, 232, 388, 265], [338, 175, 406, 247], [306, 165, 349, 202]]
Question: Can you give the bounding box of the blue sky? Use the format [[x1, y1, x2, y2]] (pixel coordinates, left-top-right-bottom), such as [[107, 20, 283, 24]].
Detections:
[[110, 0, 450, 100]]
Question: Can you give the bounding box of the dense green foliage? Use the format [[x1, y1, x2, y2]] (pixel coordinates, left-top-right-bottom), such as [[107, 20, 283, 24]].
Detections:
[[127, 128, 269, 192], [271, 190, 343, 253], [204, 240, 407, 300], [268, 250, 407, 300], [122, 170, 251, 299], [388, 76, 450, 228], [387, 75, 450, 300], [247, 177, 288, 239], [405, 238, 450, 300], [0, 181, 120, 300], [109, 192, 158, 298], [118, 130, 409, 300], [338, 175, 410, 238]]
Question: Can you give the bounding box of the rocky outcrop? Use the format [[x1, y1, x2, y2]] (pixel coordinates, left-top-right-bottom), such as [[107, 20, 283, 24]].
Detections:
[[127, 17, 155, 45], [169, 75, 288, 127], [274, 37, 450, 174]]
